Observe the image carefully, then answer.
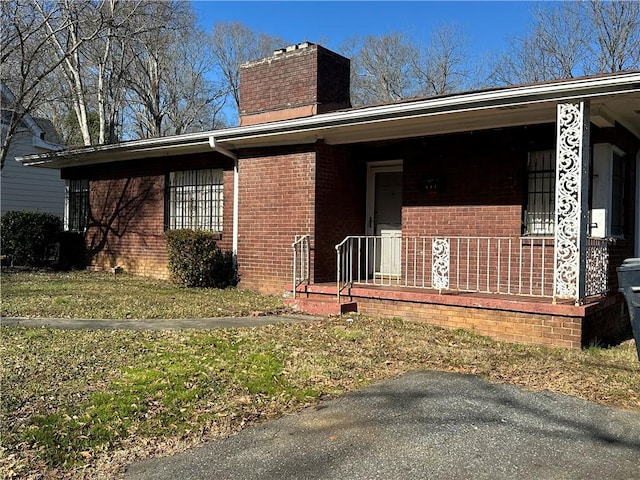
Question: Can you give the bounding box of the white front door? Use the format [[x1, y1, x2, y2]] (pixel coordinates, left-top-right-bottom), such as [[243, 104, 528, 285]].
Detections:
[[367, 161, 403, 277]]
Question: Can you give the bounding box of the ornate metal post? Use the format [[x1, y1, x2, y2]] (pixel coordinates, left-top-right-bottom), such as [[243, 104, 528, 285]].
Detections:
[[553, 101, 590, 304]]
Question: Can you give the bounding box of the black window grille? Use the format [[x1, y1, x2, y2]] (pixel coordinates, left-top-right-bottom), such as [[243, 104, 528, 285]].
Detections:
[[166, 169, 223, 232], [525, 150, 555, 235], [66, 179, 89, 232]]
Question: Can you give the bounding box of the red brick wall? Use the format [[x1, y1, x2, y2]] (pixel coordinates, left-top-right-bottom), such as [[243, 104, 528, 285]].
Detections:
[[402, 129, 528, 238], [239, 44, 350, 121], [315, 47, 351, 112], [62, 153, 234, 278], [356, 297, 583, 348], [314, 143, 366, 282], [236, 146, 317, 293], [88, 175, 167, 277]]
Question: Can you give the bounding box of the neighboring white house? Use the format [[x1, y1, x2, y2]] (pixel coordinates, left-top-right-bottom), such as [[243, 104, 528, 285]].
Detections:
[[1, 84, 65, 218]]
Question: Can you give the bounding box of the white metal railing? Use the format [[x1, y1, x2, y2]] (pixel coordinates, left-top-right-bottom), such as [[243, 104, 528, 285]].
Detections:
[[335, 235, 610, 301], [292, 235, 310, 298]]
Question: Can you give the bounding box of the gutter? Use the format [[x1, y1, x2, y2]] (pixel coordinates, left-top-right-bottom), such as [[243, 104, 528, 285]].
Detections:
[[17, 71, 640, 168], [209, 136, 239, 257], [211, 72, 640, 147]]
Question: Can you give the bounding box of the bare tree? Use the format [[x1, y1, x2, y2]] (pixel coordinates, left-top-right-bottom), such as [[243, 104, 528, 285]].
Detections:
[[123, 1, 178, 138], [0, 0, 104, 167], [162, 31, 227, 134], [124, 2, 227, 138], [343, 33, 417, 106], [31, 0, 109, 146], [210, 22, 285, 114], [489, 1, 639, 86], [588, 0, 640, 73], [88, 0, 143, 144], [413, 24, 470, 96]]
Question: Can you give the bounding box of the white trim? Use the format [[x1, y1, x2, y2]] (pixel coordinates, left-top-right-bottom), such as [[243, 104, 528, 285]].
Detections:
[[366, 160, 403, 235], [17, 72, 640, 169], [232, 159, 239, 256], [208, 135, 239, 256]]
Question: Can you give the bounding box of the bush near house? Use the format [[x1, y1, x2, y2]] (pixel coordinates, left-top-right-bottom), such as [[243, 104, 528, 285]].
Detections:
[[0, 211, 86, 270], [165, 229, 237, 288], [1, 211, 62, 267]]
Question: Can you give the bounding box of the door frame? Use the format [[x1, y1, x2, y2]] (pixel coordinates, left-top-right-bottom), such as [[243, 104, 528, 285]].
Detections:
[[365, 160, 403, 235]]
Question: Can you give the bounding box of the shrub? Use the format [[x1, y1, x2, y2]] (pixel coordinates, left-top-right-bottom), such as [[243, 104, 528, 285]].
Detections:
[[165, 229, 237, 288], [1, 211, 63, 267]]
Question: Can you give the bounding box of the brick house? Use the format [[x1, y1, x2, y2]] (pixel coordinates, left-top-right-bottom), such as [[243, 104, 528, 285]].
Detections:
[[19, 43, 640, 348]]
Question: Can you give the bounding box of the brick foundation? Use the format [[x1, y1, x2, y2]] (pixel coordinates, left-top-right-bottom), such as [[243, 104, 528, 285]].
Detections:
[[357, 297, 583, 348], [299, 284, 629, 349]]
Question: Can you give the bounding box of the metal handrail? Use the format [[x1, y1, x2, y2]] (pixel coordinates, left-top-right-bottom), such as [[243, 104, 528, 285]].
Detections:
[[335, 236, 352, 303], [335, 234, 610, 301], [292, 235, 310, 299]]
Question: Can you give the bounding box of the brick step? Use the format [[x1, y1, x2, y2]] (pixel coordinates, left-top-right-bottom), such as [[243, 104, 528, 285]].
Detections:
[[285, 296, 357, 316]]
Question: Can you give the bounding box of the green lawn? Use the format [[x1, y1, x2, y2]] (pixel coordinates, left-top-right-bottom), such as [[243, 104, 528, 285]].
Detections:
[[1, 270, 285, 319], [1, 271, 638, 479]]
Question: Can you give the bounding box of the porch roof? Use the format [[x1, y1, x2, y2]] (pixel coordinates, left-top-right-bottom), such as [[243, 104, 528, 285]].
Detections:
[[18, 71, 640, 169]]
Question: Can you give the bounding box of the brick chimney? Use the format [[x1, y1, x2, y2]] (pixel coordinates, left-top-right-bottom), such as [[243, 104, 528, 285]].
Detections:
[[239, 42, 351, 126]]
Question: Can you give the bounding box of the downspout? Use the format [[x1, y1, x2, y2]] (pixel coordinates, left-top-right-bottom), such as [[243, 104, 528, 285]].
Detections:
[[209, 136, 239, 257]]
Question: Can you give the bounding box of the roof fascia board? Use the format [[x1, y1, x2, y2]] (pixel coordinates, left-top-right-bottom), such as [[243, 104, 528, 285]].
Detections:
[[18, 72, 640, 167], [19, 135, 213, 167], [213, 73, 640, 146]]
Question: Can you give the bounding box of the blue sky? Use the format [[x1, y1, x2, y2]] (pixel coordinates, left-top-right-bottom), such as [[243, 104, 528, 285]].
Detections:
[[192, 1, 538, 57]]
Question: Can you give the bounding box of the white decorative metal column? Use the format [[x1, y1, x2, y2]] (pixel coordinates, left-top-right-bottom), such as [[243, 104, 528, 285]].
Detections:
[[553, 101, 590, 303]]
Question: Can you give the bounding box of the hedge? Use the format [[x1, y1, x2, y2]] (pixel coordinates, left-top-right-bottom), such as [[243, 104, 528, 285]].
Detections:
[[1, 211, 87, 269], [165, 229, 237, 288], [1, 211, 62, 267]]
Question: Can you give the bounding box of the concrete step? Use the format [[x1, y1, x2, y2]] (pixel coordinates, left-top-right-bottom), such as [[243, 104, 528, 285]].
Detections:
[[285, 296, 357, 316]]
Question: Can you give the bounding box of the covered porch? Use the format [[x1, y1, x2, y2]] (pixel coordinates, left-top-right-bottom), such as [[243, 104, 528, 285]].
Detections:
[[290, 233, 624, 349], [287, 96, 638, 348]]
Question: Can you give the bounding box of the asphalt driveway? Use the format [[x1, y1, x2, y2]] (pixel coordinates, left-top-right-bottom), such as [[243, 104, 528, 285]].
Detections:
[[125, 370, 640, 480]]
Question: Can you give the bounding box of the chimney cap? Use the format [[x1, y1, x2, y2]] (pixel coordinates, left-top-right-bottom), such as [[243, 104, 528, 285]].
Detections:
[[273, 42, 314, 56]]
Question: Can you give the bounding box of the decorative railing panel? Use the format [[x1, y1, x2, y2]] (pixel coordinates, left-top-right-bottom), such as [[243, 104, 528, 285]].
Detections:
[[554, 101, 590, 300], [585, 237, 609, 297]]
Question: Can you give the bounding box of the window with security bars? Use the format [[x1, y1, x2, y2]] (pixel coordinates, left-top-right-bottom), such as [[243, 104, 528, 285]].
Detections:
[[167, 169, 223, 232], [65, 179, 89, 232], [525, 150, 555, 235]]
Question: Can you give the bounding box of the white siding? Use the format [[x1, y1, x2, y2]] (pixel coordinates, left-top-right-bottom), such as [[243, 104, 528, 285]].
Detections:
[[1, 129, 65, 218]]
